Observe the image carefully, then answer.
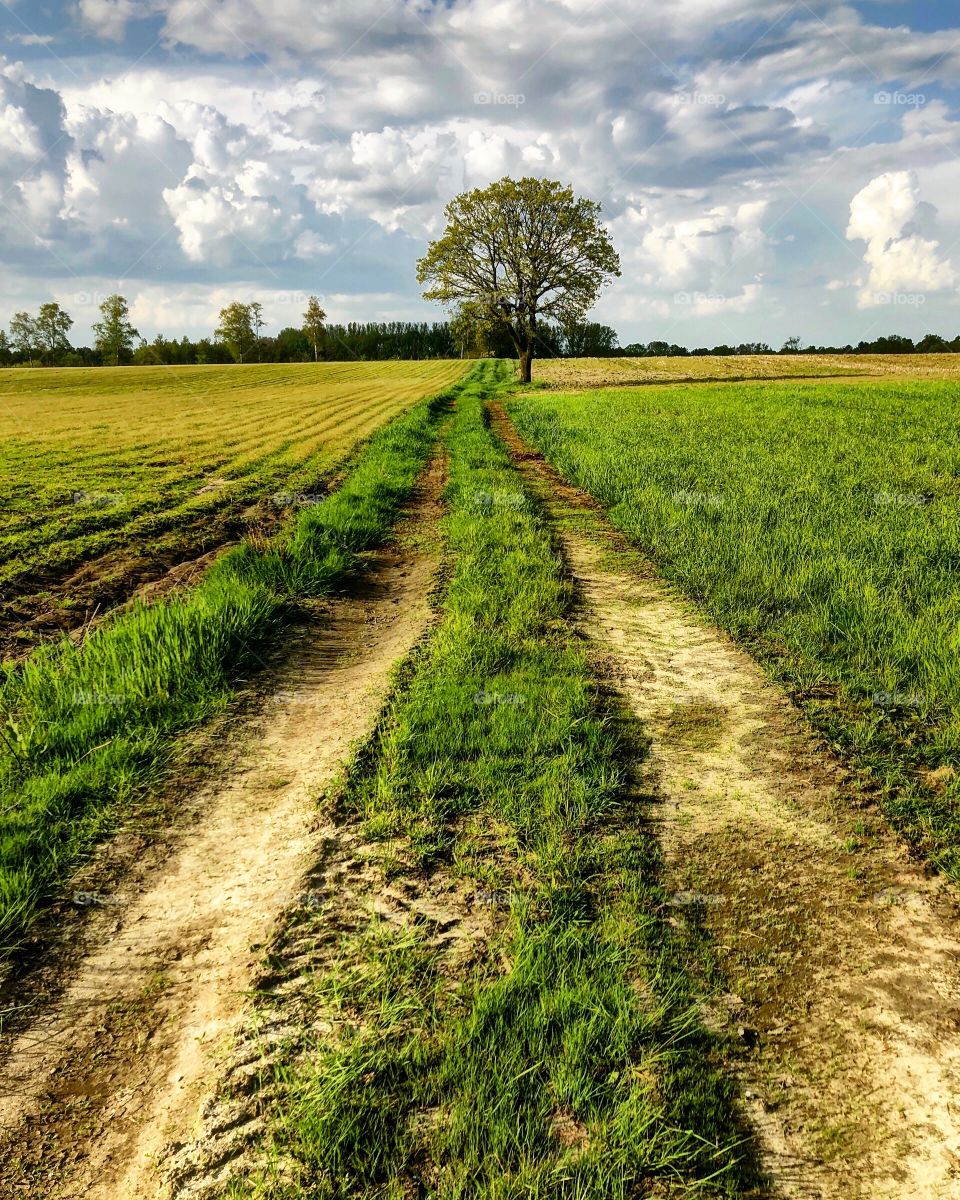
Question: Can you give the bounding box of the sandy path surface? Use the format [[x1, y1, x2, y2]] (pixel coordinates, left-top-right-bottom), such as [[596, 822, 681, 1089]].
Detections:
[[0, 457, 443, 1200], [491, 402, 960, 1200]]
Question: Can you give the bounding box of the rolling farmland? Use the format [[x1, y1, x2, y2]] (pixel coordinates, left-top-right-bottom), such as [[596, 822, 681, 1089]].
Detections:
[[4, 358, 960, 1199], [0, 361, 468, 655]]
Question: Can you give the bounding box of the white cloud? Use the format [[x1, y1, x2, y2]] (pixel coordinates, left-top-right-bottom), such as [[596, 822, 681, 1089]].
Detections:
[[847, 171, 958, 307], [3, 0, 960, 348]]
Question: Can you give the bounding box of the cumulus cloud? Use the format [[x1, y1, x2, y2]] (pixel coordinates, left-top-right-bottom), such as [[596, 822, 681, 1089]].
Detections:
[[2, 0, 960, 347], [77, 0, 152, 41], [847, 171, 958, 308]]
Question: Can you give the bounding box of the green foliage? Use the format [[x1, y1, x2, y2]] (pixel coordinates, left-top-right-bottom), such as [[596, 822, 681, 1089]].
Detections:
[[417, 177, 620, 380], [509, 377, 960, 876], [216, 301, 256, 364], [35, 303, 74, 364], [92, 294, 139, 366], [301, 295, 326, 361]]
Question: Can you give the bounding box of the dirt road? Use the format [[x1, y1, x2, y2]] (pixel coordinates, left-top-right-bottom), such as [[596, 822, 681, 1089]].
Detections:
[[0, 457, 444, 1200]]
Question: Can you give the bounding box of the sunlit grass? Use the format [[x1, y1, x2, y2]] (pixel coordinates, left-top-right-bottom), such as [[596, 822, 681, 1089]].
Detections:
[[508, 375, 960, 875]]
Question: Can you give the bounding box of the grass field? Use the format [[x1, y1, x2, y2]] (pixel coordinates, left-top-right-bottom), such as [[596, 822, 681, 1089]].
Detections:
[[0, 362, 468, 654], [535, 353, 960, 390], [508, 375, 960, 875], [0, 366, 469, 954]]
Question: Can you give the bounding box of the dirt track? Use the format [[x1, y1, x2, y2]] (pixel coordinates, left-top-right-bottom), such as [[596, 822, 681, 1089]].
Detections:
[[490, 402, 960, 1200], [0, 457, 444, 1200], [6, 403, 960, 1199]]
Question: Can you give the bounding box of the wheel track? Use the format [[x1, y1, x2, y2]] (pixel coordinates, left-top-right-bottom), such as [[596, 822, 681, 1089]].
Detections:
[[0, 452, 448, 1200], [490, 400, 960, 1200]]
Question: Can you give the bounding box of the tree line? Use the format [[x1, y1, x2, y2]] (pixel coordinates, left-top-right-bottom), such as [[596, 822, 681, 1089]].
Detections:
[[1, 293, 958, 368]]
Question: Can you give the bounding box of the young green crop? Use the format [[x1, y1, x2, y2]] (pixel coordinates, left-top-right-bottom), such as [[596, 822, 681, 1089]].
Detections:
[[0, 361, 468, 646], [508, 376, 960, 876]]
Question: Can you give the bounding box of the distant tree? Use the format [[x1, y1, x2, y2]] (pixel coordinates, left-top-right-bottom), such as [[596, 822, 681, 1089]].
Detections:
[[0, 329, 11, 366], [34, 302, 74, 364], [215, 302, 255, 363], [197, 335, 234, 365], [249, 301, 266, 362], [302, 296, 327, 362], [916, 333, 949, 353], [418, 176, 621, 382], [9, 311, 40, 365], [781, 335, 802, 353], [562, 321, 619, 357], [132, 337, 164, 366], [275, 326, 311, 362], [93, 295, 140, 366]]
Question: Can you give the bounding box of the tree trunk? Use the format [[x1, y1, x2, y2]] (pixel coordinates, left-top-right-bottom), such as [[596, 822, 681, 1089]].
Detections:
[[519, 347, 533, 383]]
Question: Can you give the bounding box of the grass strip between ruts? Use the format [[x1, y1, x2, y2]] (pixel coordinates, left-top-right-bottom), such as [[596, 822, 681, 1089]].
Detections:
[[238, 360, 760, 1198]]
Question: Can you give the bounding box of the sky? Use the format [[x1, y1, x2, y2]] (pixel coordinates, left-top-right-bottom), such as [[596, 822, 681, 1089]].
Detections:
[[1, 0, 959, 349]]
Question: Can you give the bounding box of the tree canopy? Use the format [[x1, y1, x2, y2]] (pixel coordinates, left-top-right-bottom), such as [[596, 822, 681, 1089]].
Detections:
[[93, 295, 139, 366], [417, 176, 621, 381]]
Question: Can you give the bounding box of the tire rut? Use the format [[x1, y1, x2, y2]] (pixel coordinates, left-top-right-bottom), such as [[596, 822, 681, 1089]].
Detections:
[[489, 401, 960, 1200], [0, 453, 447, 1200]]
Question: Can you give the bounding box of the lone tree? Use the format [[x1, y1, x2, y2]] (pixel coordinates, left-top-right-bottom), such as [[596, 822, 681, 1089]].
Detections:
[[302, 295, 326, 362], [417, 176, 620, 382], [216, 301, 255, 363], [94, 295, 139, 366]]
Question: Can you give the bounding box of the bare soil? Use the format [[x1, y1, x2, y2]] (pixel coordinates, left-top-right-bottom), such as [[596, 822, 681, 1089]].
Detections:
[[490, 402, 960, 1200], [0, 481, 339, 663], [0, 456, 444, 1200]]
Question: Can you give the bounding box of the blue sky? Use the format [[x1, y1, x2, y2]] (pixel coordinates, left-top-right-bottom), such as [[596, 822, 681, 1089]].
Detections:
[[1, 0, 959, 348]]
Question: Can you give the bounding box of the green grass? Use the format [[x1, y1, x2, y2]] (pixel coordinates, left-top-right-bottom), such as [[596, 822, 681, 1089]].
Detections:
[[0, 371, 469, 955], [234, 361, 759, 1198], [507, 377, 960, 876]]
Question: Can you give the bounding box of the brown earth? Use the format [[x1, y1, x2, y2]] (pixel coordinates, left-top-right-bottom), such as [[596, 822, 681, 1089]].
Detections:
[[0, 455, 444, 1200], [490, 401, 960, 1200], [0, 479, 343, 663]]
